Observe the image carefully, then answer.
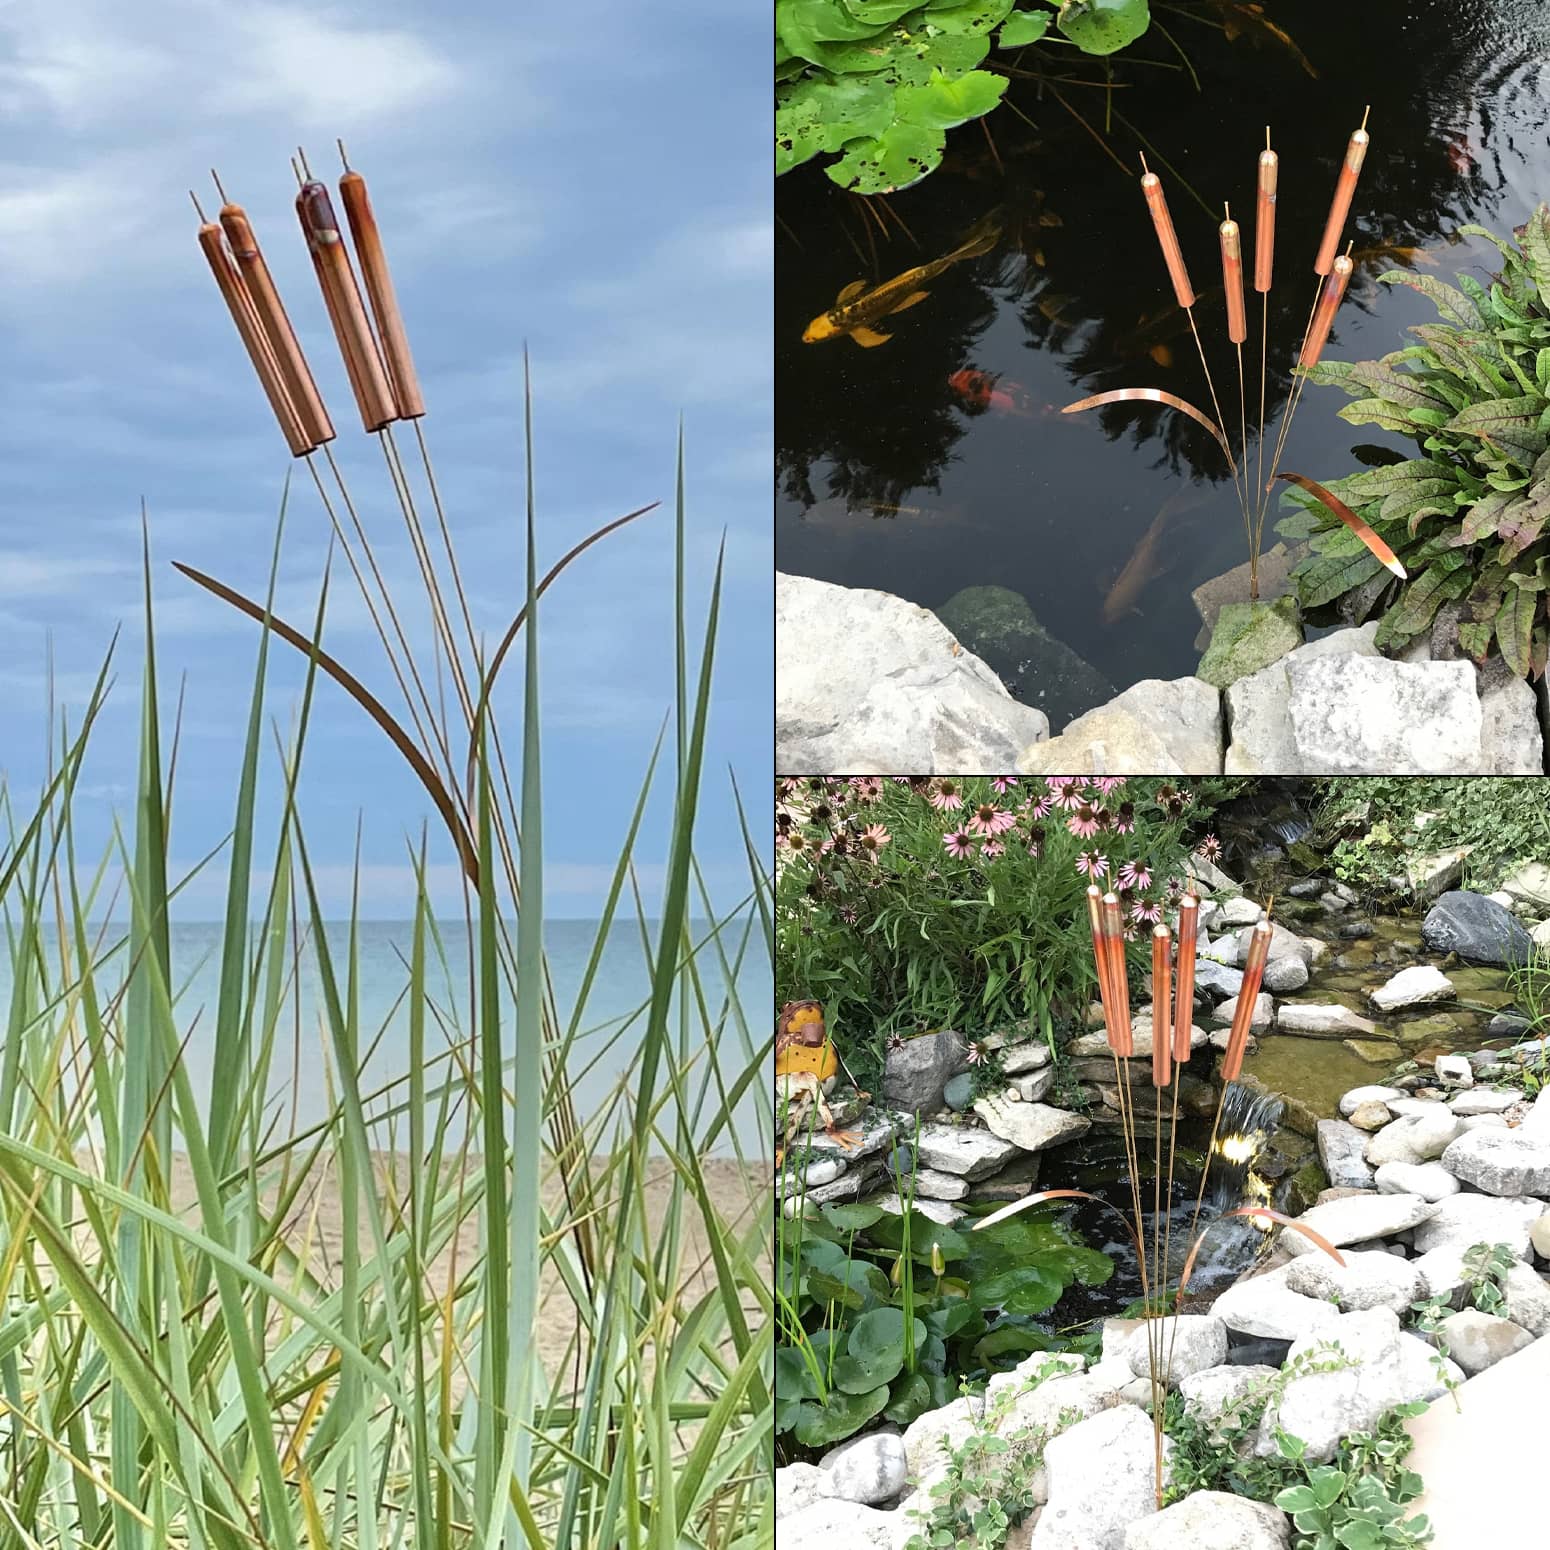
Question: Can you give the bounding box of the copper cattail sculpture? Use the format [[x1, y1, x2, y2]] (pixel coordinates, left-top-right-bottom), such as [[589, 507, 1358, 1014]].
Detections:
[[979, 888, 1346, 1510], [1060, 108, 1403, 603]]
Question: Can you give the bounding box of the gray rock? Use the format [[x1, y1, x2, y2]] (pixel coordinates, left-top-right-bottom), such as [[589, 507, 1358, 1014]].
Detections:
[[1522, 1087, 1550, 1138], [1404, 845, 1472, 902], [942, 1072, 976, 1112], [777, 1496, 898, 1548], [974, 1097, 1091, 1154], [820, 1432, 909, 1505], [1278, 1192, 1437, 1255], [1373, 1161, 1461, 1201], [1283, 1247, 1423, 1313], [1433, 1309, 1534, 1375], [884, 1030, 969, 1114], [777, 1463, 834, 1519], [1444, 1091, 1519, 1116], [783, 1155, 847, 1193], [1339, 1085, 1403, 1117], [1177, 1364, 1279, 1426], [1194, 959, 1246, 1000], [1031, 1405, 1168, 1550], [1069, 1014, 1207, 1061], [915, 1122, 1020, 1180], [1223, 626, 1381, 774], [1370, 965, 1455, 1011], [1410, 1192, 1546, 1256], [1410, 1244, 1474, 1300], [934, 585, 1115, 731], [912, 1167, 971, 1201], [1211, 1275, 1342, 1341], [866, 1192, 964, 1226], [1533, 1212, 1550, 1259], [1364, 1110, 1462, 1167], [1020, 707, 1185, 777], [1012, 1067, 1056, 1103], [1262, 955, 1309, 994], [776, 573, 1049, 773], [1212, 990, 1274, 1032], [1501, 1262, 1550, 1335], [1058, 678, 1223, 776], [1218, 896, 1266, 928], [1198, 597, 1304, 691], [1317, 1119, 1376, 1189], [1433, 1054, 1473, 1088], [1501, 861, 1550, 912], [1001, 1039, 1054, 1074], [1121, 1315, 1227, 1385], [1458, 1114, 1509, 1132], [1440, 1127, 1550, 1196], [902, 1395, 980, 1487], [1477, 656, 1544, 774], [1124, 1491, 1290, 1550], [1266, 1308, 1462, 1462], [1421, 890, 1534, 967], [1285, 655, 1483, 774], [1231, 923, 1314, 966], [1279, 1004, 1378, 1037]]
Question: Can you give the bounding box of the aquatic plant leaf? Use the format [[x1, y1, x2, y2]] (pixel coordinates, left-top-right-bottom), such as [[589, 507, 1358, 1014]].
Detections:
[[1496, 578, 1542, 678], [895, 67, 1009, 130], [828, 121, 949, 194], [1378, 271, 1484, 330], [1444, 395, 1542, 437], [1334, 459, 1457, 502], [969, 1264, 1064, 1315], [1291, 528, 1387, 610], [1057, 0, 1150, 56], [1276, 474, 1407, 578], [792, 1385, 890, 1446], [1334, 397, 1416, 436], [1517, 204, 1550, 301], [924, 0, 1015, 38], [883, 1370, 934, 1426], [999, 8, 1052, 45], [1061, 387, 1232, 465], [777, 74, 895, 172], [1373, 554, 1470, 650], [776, 0, 888, 59]]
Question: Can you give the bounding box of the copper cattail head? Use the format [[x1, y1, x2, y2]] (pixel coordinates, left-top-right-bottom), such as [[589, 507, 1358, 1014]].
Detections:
[[1151, 924, 1173, 1088], [1255, 138, 1277, 293], [1220, 206, 1246, 346], [1101, 891, 1133, 1058], [1300, 253, 1354, 367], [1172, 893, 1198, 1063], [1221, 918, 1272, 1081], [1315, 110, 1371, 276], [1140, 156, 1195, 310]]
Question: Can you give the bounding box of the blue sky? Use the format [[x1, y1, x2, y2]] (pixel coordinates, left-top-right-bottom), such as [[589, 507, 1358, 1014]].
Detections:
[[0, 0, 770, 919]]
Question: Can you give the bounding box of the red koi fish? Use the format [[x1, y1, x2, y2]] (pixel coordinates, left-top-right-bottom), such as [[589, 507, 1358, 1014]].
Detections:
[[948, 368, 1050, 418]]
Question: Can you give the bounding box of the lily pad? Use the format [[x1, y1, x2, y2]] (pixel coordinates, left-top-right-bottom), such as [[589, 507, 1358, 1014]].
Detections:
[[1057, 0, 1151, 56]]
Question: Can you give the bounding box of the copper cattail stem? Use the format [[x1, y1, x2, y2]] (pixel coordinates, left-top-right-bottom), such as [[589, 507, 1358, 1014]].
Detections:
[[336, 150, 426, 421], [216, 188, 335, 449], [1221, 918, 1272, 1082], [1315, 109, 1371, 276], [1171, 893, 1197, 1062], [296, 179, 397, 433], [1300, 254, 1355, 368], [195, 207, 313, 457], [1140, 155, 1195, 309], [1151, 926, 1173, 1089]]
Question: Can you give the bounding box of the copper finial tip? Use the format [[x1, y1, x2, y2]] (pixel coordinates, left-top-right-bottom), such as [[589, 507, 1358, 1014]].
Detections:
[[1266, 125, 1271, 150], [1224, 200, 1231, 221], [290, 155, 304, 189], [337, 137, 351, 172], [189, 189, 209, 223], [211, 168, 230, 206], [1139, 151, 1150, 175], [297, 145, 314, 180], [1360, 104, 1371, 131]]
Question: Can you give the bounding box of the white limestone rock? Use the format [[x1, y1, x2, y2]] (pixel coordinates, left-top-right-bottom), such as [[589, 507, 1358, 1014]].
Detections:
[[820, 1432, 909, 1505], [1121, 1315, 1227, 1386], [1339, 1085, 1403, 1117], [1283, 1247, 1423, 1313], [1277, 1192, 1437, 1255], [1370, 965, 1454, 1011], [1057, 677, 1224, 777], [776, 573, 1049, 774], [1363, 1110, 1462, 1167], [1279, 1004, 1378, 1036], [1433, 1309, 1533, 1375], [1410, 1192, 1546, 1256], [913, 1122, 1022, 1180], [1372, 1161, 1461, 1202], [973, 1097, 1091, 1154], [1124, 1491, 1290, 1550], [1030, 1405, 1169, 1550], [1439, 1127, 1550, 1196]]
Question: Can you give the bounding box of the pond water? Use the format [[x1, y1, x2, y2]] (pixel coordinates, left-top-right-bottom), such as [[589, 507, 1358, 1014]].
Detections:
[[777, 0, 1550, 716]]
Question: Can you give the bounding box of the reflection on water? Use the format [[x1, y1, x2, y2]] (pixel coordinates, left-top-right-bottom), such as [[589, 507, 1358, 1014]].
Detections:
[[777, 0, 1550, 699]]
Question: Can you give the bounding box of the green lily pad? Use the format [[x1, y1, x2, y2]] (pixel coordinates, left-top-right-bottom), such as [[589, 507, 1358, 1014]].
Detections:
[[1057, 0, 1151, 56]]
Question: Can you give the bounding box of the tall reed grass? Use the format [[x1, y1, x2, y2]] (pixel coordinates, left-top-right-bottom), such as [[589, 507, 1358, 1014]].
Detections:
[[0, 390, 772, 1547]]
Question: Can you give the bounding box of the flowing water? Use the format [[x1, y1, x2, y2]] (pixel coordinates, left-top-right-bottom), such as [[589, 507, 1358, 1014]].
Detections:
[[777, 0, 1550, 715]]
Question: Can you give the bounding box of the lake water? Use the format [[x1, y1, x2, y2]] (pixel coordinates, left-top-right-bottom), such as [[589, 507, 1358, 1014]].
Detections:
[[777, 0, 1550, 719], [0, 919, 770, 1156]]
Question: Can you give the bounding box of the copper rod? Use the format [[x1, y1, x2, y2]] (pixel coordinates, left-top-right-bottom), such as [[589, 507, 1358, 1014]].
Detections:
[[337, 164, 425, 420], [1087, 885, 1119, 1031], [196, 218, 313, 457], [1151, 925, 1172, 1089], [1254, 138, 1277, 294], [1314, 115, 1370, 276], [1102, 894, 1133, 1057], [1139, 156, 1195, 309], [1220, 208, 1246, 345], [1221, 919, 1271, 1082], [217, 194, 335, 448], [1299, 254, 1354, 367], [1171, 893, 1197, 1062], [296, 179, 397, 432]]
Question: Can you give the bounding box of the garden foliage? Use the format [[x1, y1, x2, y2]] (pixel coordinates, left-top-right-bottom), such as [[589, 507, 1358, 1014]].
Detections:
[[1282, 206, 1550, 675]]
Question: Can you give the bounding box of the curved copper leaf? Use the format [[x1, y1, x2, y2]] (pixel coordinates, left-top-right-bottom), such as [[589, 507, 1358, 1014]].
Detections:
[[973, 1188, 1143, 1259], [1276, 471, 1407, 578], [1178, 1205, 1345, 1296], [172, 561, 480, 886], [1062, 387, 1233, 466]]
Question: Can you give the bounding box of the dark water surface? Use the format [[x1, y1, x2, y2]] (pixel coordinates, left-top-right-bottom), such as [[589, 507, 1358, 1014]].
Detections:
[[777, 0, 1550, 709]]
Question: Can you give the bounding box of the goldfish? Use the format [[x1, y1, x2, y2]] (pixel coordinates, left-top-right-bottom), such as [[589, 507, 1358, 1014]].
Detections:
[[1149, 343, 1174, 368], [947, 368, 1058, 419], [1350, 241, 1439, 269], [803, 214, 1002, 347], [1101, 488, 1208, 625]]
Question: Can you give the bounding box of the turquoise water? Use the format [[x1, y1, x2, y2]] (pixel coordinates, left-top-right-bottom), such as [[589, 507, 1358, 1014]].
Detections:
[[0, 919, 769, 1154]]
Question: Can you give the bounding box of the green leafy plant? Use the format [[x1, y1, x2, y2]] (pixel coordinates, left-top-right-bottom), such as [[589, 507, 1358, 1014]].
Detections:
[[902, 1379, 1083, 1550], [776, 0, 1151, 193], [1281, 207, 1550, 675], [1327, 818, 1399, 896], [776, 1198, 1111, 1452], [1273, 1409, 1432, 1550], [1459, 1240, 1516, 1314]]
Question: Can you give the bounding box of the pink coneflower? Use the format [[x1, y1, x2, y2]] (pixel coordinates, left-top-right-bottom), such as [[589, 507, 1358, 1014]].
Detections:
[[968, 803, 1017, 837], [964, 1040, 986, 1066], [1075, 850, 1108, 881], [886, 1031, 906, 1053], [857, 823, 891, 854], [1117, 861, 1152, 891], [1026, 790, 1053, 819], [981, 840, 1005, 858], [930, 779, 964, 811], [1130, 898, 1163, 926], [1067, 803, 1102, 839], [1026, 823, 1046, 858], [1165, 877, 1184, 903], [1197, 834, 1222, 861], [779, 831, 808, 853], [850, 776, 883, 800], [1047, 777, 1085, 811], [1112, 802, 1136, 834], [990, 776, 1018, 793], [840, 906, 858, 924], [890, 776, 911, 783], [943, 830, 978, 859], [1091, 777, 1127, 795]]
